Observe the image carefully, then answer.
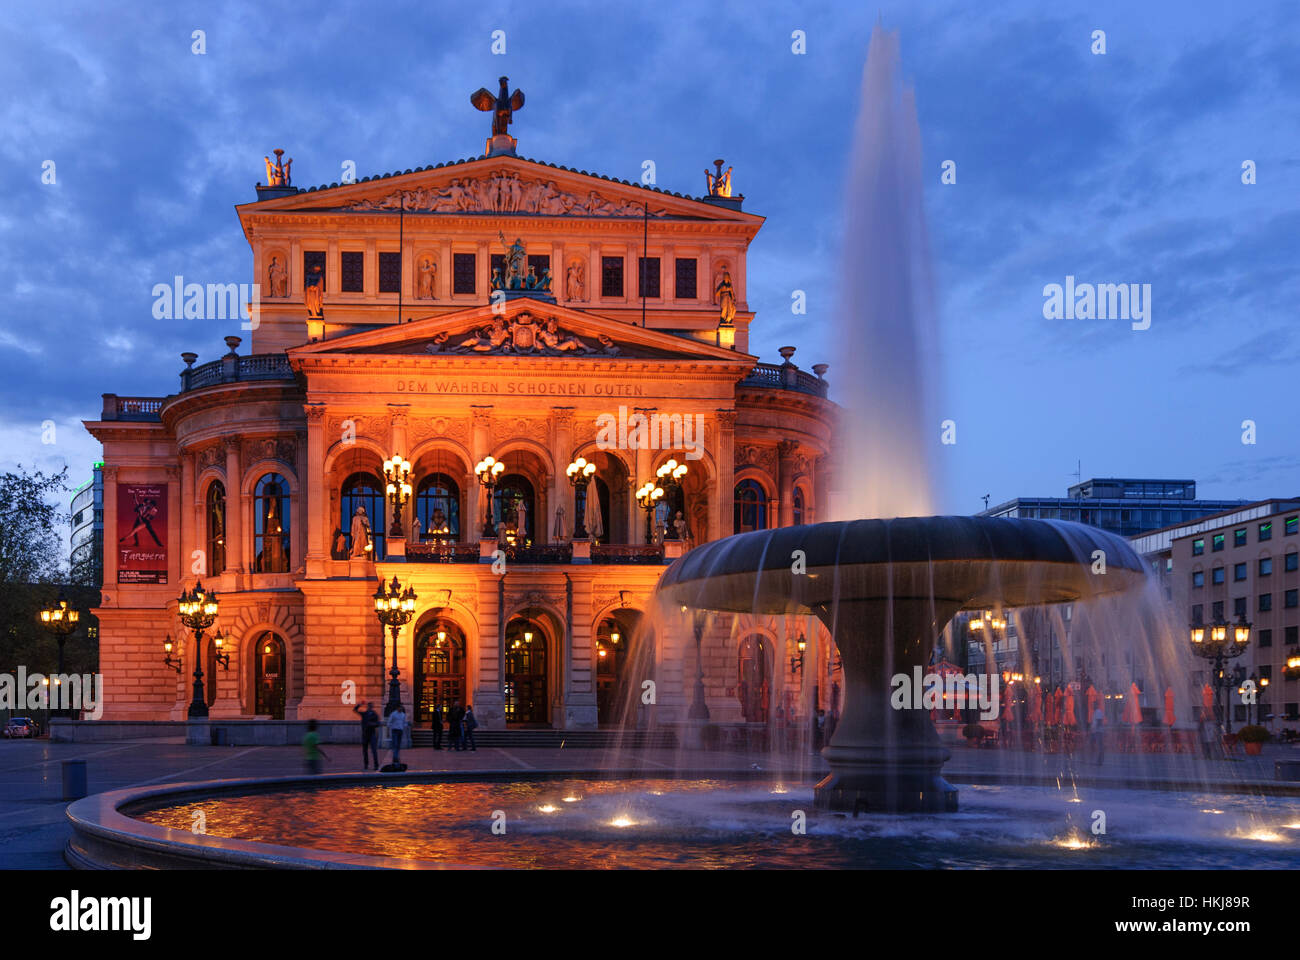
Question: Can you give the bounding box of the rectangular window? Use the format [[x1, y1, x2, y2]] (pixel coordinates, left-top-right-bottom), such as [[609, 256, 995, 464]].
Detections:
[[378, 252, 401, 293], [601, 256, 624, 298], [340, 251, 364, 292], [1260, 665, 1272, 684], [303, 250, 326, 290], [1212, 600, 1224, 620], [1191, 604, 1203, 624], [1286, 516, 1298, 536], [1260, 593, 1272, 612], [490, 253, 505, 283], [1192, 538, 1204, 556], [1259, 628, 1272, 648], [1287, 589, 1299, 609], [1192, 571, 1204, 588], [1260, 521, 1273, 541], [1234, 562, 1247, 581], [1212, 567, 1225, 585], [1287, 626, 1299, 646], [1212, 533, 1224, 552], [1287, 552, 1299, 572], [637, 256, 661, 298], [1260, 557, 1273, 576], [1287, 704, 1299, 722], [453, 253, 476, 294], [675, 258, 697, 299], [1233, 597, 1247, 617], [1235, 528, 1247, 547]]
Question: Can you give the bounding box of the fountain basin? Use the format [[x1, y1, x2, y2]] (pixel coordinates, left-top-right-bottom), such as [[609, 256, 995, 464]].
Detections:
[[659, 517, 1146, 812]]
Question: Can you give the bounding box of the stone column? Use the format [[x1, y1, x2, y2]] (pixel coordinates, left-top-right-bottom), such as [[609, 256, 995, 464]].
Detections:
[[552, 407, 574, 542], [223, 436, 244, 581], [439, 238, 452, 301], [476, 239, 489, 301], [304, 406, 327, 577], [777, 439, 797, 528], [588, 246, 601, 305], [102, 466, 118, 586], [180, 450, 195, 576], [813, 454, 829, 526], [714, 410, 737, 541], [165, 464, 182, 587], [388, 405, 409, 555], [632, 408, 653, 543], [470, 406, 493, 538], [293, 430, 308, 572]]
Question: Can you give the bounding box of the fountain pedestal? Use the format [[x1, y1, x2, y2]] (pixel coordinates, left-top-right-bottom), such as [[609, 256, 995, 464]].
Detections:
[[813, 598, 962, 813]]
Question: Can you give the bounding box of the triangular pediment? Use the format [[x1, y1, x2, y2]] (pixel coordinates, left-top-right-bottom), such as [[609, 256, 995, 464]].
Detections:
[[239, 154, 760, 224], [289, 298, 753, 366]]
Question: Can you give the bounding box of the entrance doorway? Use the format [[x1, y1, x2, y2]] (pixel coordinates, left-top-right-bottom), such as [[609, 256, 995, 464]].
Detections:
[[595, 610, 643, 725], [414, 619, 466, 722], [504, 618, 548, 725], [253, 632, 286, 719], [737, 634, 770, 723]]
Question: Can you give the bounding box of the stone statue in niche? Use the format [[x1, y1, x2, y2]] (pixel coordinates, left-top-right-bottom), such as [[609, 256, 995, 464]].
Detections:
[[267, 256, 288, 298], [673, 510, 690, 544], [715, 269, 736, 326], [553, 504, 566, 540], [348, 505, 373, 559], [565, 260, 585, 301], [304, 264, 325, 320], [417, 256, 438, 299]]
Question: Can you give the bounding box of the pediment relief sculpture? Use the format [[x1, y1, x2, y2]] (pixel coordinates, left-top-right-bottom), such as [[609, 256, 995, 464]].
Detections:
[[347, 171, 667, 218], [424, 312, 621, 357]]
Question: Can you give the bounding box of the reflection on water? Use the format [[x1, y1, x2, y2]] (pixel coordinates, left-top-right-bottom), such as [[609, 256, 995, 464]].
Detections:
[[132, 779, 1300, 869]]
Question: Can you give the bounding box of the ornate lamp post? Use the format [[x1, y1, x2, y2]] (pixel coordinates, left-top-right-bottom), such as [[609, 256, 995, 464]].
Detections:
[[1190, 612, 1251, 734], [566, 456, 597, 539], [38, 591, 80, 717], [656, 459, 689, 538], [373, 575, 417, 716], [635, 481, 664, 544], [474, 456, 505, 537], [177, 581, 219, 718], [383, 453, 413, 538], [685, 606, 710, 720], [966, 610, 1006, 724]]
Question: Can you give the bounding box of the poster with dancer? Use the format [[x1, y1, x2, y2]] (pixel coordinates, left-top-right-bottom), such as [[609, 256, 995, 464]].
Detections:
[[117, 483, 168, 583]]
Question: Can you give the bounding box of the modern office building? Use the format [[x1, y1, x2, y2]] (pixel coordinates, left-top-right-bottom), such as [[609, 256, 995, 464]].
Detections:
[[1134, 499, 1300, 725], [69, 463, 104, 584], [980, 477, 1248, 539]]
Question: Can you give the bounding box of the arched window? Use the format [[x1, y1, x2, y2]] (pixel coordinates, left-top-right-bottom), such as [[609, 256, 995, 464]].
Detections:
[[205, 480, 226, 575], [340, 472, 385, 559], [734, 479, 767, 534], [737, 634, 770, 722], [415, 621, 465, 721], [416, 473, 460, 541], [253, 473, 291, 573], [495, 474, 535, 544], [792, 486, 806, 526]]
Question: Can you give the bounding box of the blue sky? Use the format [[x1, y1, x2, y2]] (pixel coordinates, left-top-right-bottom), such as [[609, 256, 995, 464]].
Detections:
[[2, 0, 1297, 526]]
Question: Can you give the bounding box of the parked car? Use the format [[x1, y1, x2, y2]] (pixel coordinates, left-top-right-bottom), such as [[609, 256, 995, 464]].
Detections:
[[2, 717, 37, 739]]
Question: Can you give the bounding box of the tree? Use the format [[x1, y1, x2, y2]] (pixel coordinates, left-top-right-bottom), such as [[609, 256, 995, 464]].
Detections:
[[0, 466, 99, 684]]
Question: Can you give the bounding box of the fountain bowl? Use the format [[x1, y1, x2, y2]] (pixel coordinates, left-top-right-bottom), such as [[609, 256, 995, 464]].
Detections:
[[659, 517, 1147, 813]]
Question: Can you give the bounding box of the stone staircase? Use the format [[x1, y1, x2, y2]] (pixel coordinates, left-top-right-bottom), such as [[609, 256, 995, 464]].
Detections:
[[409, 728, 678, 749]]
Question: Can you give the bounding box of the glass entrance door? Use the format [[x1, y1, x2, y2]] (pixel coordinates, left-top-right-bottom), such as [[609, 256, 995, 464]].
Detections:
[[504, 622, 548, 725], [254, 633, 286, 719]]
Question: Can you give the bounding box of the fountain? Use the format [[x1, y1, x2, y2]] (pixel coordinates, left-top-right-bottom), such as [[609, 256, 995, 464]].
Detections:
[[658, 517, 1147, 812]]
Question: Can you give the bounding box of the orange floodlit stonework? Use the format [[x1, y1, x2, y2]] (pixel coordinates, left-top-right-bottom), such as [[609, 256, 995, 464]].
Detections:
[[85, 86, 838, 730]]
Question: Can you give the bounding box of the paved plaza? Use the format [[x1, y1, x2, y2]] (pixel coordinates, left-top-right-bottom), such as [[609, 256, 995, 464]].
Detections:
[[3, 737, 1297, 869]]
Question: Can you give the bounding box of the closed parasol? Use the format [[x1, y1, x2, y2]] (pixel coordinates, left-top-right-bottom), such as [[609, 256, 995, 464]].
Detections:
[[1123, 682, 1144, 724], [1164, 686, 1176, 727]]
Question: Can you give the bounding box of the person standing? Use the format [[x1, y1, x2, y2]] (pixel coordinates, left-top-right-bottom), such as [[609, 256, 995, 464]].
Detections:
[[462, 705, 478, 751], [388, 704, 407, 765], [431, 703, 444, 751], [1091, 705, 1105, 764], [354, 701, 380, 770], [448, 699, 464, 752], [302, 719, 328, 775]]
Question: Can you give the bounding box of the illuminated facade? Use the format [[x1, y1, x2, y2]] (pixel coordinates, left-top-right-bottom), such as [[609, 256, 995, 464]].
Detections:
[[86, 97, 838, 729]]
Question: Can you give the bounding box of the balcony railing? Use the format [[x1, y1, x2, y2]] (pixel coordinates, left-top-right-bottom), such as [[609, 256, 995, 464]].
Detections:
[[100, 395, 164, 422], [181, 354, 296, 392], [738, 362, 828, 398], [402, 540, 671, 564]]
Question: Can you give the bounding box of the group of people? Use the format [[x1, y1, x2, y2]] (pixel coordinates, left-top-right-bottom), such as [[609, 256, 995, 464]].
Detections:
[[429, 700, 478, 752]]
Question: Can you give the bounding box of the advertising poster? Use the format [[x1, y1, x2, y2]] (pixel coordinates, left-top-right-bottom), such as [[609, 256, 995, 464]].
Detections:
[[117, 483, 168, 584]]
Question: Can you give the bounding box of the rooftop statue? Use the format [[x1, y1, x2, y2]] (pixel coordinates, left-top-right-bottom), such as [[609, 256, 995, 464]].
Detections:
[[264, 148, 292, 187], [471, 76, 525, 138], [705, 158, 732, 198]]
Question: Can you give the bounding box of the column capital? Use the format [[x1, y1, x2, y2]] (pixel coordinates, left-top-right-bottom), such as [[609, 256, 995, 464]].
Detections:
[[304, 403, 327, 423]]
